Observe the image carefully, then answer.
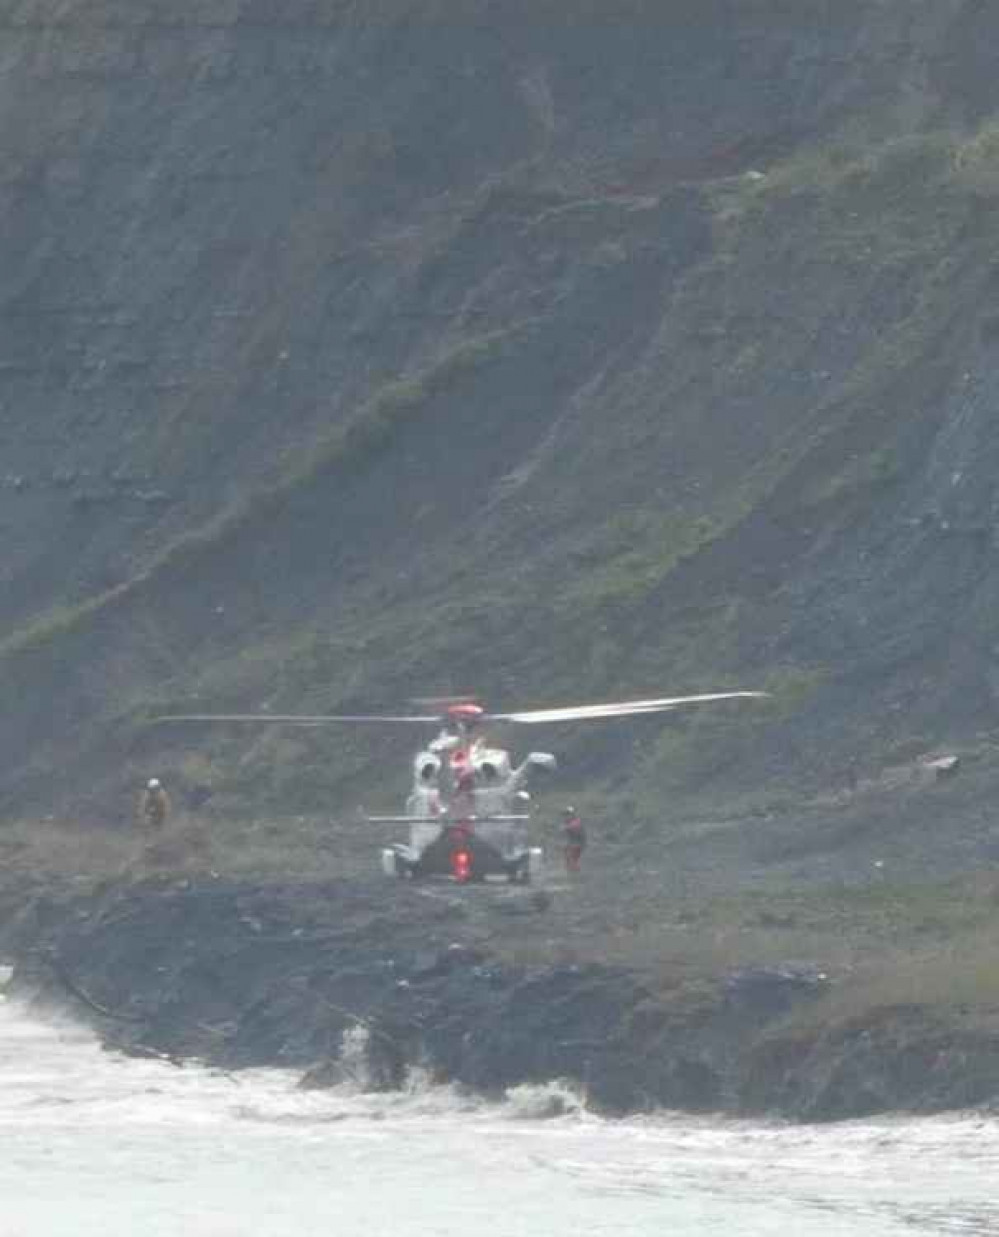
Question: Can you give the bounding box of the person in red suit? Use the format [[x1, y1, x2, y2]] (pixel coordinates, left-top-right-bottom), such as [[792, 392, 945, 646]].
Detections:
[[562, 806, 586, 874]]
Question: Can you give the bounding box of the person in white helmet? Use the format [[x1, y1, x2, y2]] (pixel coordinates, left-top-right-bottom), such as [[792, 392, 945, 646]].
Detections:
[[138, 777, 171, 830]]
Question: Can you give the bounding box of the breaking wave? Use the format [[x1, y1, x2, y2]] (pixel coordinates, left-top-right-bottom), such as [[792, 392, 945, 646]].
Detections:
[[502, 1079, 588, 1120], [4, 997, 999, 1236]]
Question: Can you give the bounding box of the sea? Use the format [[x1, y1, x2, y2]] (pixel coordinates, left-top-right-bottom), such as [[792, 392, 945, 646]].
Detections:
[[1, 985, 997, 1237]]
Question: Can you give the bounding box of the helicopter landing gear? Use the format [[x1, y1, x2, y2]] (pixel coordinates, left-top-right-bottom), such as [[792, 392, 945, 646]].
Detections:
[[508, 847, 544, 885], [381, 848, 411, 879]]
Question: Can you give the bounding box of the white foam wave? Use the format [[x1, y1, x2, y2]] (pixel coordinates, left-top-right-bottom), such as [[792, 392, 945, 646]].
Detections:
[[502, 1078, 589, 1120], [6, 998, 999, 1237]]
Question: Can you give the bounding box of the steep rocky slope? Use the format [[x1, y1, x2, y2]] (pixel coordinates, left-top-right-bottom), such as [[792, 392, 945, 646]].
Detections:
[[3, 0, 999, 846]]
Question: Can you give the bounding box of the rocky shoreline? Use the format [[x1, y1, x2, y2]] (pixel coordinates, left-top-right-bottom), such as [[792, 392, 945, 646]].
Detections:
[[3, 874, 999, 1122]]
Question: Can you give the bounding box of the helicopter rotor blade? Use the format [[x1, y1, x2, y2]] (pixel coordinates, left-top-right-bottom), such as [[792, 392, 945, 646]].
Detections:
[[486, 691, 769, 725], [152, 713, 442, 726], [153, 692, 769, 728], [409, 695, 480, 708]]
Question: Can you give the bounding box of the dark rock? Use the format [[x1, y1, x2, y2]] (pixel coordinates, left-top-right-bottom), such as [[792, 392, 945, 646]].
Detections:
[[3, 877, 997, 1121], [925, 755, 961, 780], [724, 964, 830, 1017]]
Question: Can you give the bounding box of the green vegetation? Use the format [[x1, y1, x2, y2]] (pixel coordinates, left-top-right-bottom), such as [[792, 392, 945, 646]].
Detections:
[[0, 586, 131, 661], [802, 448, 901, 507], [953, 119, 999, 198], [0, 327, 519, 668], [559, 511, 723, 614]]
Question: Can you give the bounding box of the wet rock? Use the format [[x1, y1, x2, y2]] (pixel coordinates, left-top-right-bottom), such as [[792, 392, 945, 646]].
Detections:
[[724, 964, 830, 1017], [3, 876, 995, 1122], [71, 488, 119, 509], [135, 489, 172, 506], [924, 755, 961, 780]]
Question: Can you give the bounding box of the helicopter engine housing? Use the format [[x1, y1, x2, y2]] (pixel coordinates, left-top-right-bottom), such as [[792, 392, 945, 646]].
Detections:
[[406, 750, 442, 820]]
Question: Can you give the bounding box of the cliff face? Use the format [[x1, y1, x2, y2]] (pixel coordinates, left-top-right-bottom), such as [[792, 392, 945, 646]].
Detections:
[[4, 2, 999, 831]]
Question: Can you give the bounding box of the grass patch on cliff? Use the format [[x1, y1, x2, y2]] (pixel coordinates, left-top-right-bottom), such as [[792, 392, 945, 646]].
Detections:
[[758, 131, 955, 197], [0, 818, 135, 880], [0, 327, 520, 669], [716, 128, 987, 279], [801, 448, 901, 507], [0, 810, 378, 886], [0, 587, 132, 660], [830, 935, 999, 1015], [558, 511, 724, 615], [480, 873, 999, 998], [953, 119, 999, 198], [631, 663, 824, 798], [743, 875, 999, 1037]]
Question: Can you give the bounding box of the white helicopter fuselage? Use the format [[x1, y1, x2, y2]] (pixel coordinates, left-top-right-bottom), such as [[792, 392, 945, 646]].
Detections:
[[380, 734, 553, 882]]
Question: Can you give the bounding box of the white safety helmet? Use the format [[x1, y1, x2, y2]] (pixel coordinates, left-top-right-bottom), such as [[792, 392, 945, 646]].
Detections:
[[147, 778, 161, 791]]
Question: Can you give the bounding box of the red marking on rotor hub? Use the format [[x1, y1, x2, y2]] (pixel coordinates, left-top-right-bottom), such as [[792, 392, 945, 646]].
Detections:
[[446, 703, 484, 722]]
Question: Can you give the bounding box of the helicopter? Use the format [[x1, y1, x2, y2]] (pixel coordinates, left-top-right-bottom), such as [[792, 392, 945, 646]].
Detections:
[[158, 689, 767, 885]]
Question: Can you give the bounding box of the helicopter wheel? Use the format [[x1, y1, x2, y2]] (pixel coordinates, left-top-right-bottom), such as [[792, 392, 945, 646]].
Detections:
[[381, 848, 411, 879]]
